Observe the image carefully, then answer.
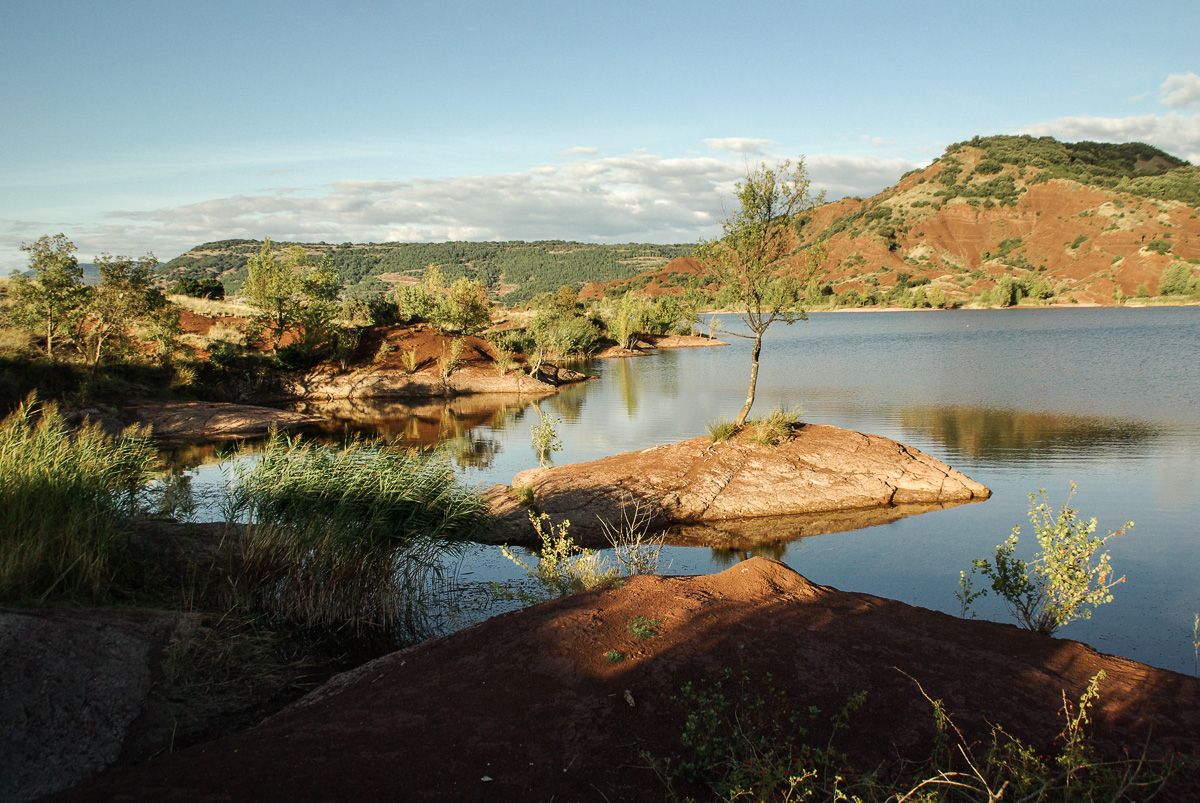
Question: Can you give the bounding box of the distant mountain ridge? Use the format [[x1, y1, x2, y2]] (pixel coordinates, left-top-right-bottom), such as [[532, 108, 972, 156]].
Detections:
[[161, 240, 693, 303], [586, 135, 1200, 306], [163, 135, 1199, 307]]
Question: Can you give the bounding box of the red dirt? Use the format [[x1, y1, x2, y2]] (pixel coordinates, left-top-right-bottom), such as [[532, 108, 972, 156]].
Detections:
[[57, 559, 1200, 801]]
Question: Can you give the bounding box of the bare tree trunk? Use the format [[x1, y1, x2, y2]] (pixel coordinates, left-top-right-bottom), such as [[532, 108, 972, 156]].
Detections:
[[46, 319, 54, 362], [734, 332, 763, 427]]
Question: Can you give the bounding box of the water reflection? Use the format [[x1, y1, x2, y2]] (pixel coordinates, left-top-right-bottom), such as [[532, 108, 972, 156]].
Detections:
[[898, 406, 1161, 462], [669, 501, 978, 552]]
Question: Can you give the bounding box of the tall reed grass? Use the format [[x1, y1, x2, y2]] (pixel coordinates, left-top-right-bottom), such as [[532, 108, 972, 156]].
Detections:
[[0, 395, 157, 599], [223, 433, 487, 640]]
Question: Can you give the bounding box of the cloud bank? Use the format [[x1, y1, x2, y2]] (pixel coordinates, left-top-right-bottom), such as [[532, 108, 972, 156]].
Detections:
[[2, 146, 919, 267], [1022, 72, 1200, 163]]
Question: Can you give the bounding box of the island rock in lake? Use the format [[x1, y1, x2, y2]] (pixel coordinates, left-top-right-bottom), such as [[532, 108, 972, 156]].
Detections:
[[485, 423, 990, 545]]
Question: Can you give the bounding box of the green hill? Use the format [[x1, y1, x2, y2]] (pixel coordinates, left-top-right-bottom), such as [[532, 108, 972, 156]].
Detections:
[[161, 239, 694, 303]]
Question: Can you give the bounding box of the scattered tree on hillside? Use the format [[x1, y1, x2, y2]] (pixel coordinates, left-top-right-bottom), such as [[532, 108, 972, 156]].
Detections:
[[243, 239, 298, 347], [432, 277, 492, 335], [1158, 262, 1198, 296], [697, 160, 824, 427], [9, 234, 88, 361]]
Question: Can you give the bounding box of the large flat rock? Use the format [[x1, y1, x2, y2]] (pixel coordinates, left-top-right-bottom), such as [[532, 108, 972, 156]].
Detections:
[[115, 401, 321, 444], [54, 559, 1200, 802], [485, 423, 990, 545]]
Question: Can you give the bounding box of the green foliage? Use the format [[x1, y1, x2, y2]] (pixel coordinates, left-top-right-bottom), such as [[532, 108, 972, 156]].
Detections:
[[603, 649, 625, 663], [164, 239, 694, 303], [499, 512, 616, 598], [85, 253, 176, 367], [9, 234, 89, 361], [627, 615, 661, 638], [431, 276, 492, 335], [697, 159, 822, 426], [1158, 262, 1198, 295], [0, 396, 158, 600], [657, 669, 867, 801], [1070, 234, 1088, 250], [708, 418, 739, 443], [224, 433, 485, 639], [653, 667, 1183, 802], [748, 407, 801, 446], [530, 411, 563, 465], [169, 274, 226, 299], [242, 239, 297, 347], [1146, 239, 1172, 256], [964, 484, 1130, 634]]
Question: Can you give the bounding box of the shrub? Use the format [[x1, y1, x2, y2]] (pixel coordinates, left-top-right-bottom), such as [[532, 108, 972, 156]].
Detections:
[[963, 484, 1129, 634], [1146, 239, 1172, 256], [169, 274, 225, 300], [530, 412, 563, 465], [1158, 262, 1197, 296], [431, 277, 492, 335], [0, 396, 157, 600], [499, 512, 616, 597], [223, 434, 486, 639]]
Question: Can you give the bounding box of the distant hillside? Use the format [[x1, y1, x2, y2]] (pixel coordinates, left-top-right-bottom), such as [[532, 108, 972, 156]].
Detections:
[[585, 135, 1200, 307], [162, 240, 693, 303]]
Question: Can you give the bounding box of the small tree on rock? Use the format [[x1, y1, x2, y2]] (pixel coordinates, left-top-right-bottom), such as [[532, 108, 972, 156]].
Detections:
[[696, 160, 823, 427]]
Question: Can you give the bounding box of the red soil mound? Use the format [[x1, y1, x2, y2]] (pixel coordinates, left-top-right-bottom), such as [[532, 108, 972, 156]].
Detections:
[[57, 559, 1200, 801]]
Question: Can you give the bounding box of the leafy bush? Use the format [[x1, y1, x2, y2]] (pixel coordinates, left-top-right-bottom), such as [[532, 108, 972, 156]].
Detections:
[[499, 512, 616, 597], [1146, 239, 1172, 256], [223, 434, 486, 639], [963, 484, 1130, 634], [1158, 262, 1198, 296], [0, 396, 157, 600], [169, 274, 226, 300]]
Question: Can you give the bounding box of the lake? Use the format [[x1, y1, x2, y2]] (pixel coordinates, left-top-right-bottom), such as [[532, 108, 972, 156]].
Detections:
[[174, 307, 1200, 674]]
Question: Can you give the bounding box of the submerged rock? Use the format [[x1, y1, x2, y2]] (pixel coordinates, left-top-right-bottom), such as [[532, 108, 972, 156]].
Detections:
[[485, 423, 990, 545]]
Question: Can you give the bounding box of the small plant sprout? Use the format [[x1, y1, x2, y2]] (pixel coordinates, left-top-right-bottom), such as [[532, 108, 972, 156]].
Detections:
[[955, 569, 985, 618], [400, 346, 420, 374], [597, 496, 663, 576], [530, 408, 563, 466], [963, 483, 1130, 635], [603, 649, 625, 664], [627, 616, 661, 639]]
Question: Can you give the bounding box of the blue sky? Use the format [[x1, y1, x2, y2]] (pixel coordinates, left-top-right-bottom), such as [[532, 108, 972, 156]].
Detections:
[[2, 0, 1198, 269]]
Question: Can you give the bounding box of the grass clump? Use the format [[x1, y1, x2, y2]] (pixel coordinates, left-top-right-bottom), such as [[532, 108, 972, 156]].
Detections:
[[749, 407, 802, 446], [603, 649, 625, 664], [223, 433, 486, 640], [0, 395, 157, 600], [707, 418, 740, 443]]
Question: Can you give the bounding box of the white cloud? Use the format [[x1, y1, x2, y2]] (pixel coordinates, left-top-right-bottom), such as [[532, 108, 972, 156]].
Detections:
[[703, 137, 773, 155], [1019, 71, 1200, 164], [1021, 112, 1200, 163], [560, 146, 599, 156], [1160, 72, 1200, 109], [0, 146, 921, 269]]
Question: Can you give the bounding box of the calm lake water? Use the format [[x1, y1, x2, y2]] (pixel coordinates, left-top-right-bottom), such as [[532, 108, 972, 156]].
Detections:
[[175, 307, 1200, 674]]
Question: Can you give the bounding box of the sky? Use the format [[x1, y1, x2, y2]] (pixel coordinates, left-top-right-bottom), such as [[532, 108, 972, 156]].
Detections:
[[1, 0, 1198, 270]]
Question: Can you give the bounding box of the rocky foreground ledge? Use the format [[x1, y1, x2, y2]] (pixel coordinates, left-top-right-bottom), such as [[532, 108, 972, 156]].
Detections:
[[53, 559, 1200, 802], [485, 423, 990, 546]]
